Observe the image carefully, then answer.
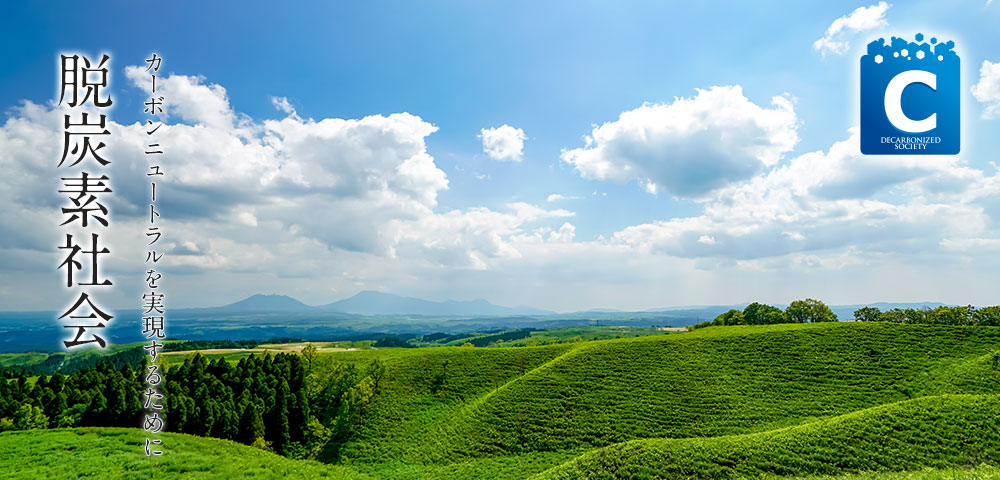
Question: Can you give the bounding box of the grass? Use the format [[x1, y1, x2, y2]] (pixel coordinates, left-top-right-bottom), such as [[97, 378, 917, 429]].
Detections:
[[4, 322, 1000, 479], [205, 322, 1000, 473], [355, 322, 1000, 463], [413, 326, 674, 347], [160, 341, 374, 364], [0, 352, 49, 369], [0, 427, 369, 479], [533, 394, 1000, 479], [785, 464, 1000, 479]]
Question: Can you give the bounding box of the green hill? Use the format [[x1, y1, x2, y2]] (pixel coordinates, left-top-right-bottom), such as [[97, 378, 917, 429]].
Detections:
[[794, 465, 1000, 479], [333, 322, 1000, 467], [533, 394, 1000, 479], [0, 427, 369, 479], [4, 322, 1000, 479]]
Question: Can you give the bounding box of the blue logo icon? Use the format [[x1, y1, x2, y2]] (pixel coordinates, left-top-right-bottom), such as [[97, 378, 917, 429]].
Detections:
[[860, 34, 959, 155]]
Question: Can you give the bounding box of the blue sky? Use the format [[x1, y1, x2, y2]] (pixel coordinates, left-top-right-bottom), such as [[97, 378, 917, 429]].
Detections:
[[2, 1, 1000, 311]]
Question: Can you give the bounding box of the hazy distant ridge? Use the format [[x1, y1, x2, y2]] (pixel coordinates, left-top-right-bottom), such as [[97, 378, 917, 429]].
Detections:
[[213, 290, 555, 316]]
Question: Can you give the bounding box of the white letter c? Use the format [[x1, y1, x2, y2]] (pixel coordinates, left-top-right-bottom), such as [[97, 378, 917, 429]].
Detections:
[[884, 70, 936, 133]]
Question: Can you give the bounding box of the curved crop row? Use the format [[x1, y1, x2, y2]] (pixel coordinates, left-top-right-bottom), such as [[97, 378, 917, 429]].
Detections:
[[432, 323, 1000, 458], [534, 394, 1000, 479]]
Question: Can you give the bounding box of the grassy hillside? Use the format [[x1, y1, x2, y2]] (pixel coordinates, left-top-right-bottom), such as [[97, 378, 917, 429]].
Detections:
[[0, 427, 369, 480], [329, 323, 1000, 467], [533, 394, 1000, 479], [314, 343, 576, 463], [793, 465, 1000, 479], [5, 322, 1000, 479], [410, 326, 674, 347]]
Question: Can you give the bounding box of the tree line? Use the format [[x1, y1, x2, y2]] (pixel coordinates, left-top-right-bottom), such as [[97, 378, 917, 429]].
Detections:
[[0, 351, 386, 460], [0, 362, 143, 432], [852, 305, 1000, 325], [691, 299, 1000, 330], [690, 298, 838, 330]]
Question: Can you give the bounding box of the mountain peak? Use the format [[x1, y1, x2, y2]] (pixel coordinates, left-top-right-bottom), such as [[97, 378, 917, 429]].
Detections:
[[220, 294, 310, 312]]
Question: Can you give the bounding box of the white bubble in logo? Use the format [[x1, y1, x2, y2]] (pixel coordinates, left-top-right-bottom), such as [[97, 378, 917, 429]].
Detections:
[[894, 52, 900, 58], [916, 50, 925, 59], [938, 55, 944, 61], [901, 49, 909, 57], [874, 54, 884, 64]]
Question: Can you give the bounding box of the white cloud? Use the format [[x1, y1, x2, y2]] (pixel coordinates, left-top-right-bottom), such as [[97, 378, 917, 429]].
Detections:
[[548, 222, 576, 243], [813, 2, 890, 56], [547, 193, 582, 202], [236, 211, 259, 227], [972, 60, 1000, 119], [479, 124, 527, 162], [125, 66, 241, 131], [0, 72, 575, 309], [395, 202, 574, 269], [5, 68, 1000, 312], [560, 85, 798, 199], [609, 128, 993, 261], [270, 96, 296, 116]]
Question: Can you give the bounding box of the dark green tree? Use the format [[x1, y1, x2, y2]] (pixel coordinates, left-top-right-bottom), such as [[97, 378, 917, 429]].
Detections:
[[238, 402, 265, 447], [301, 343, 318, 371], [267, 379, 291, 454], [713, 309, 744, 326], [744, 302, 787, 325], [786, 299, 838, 323], [853, 306, 882, 322], [975, 306, 1000, 326]]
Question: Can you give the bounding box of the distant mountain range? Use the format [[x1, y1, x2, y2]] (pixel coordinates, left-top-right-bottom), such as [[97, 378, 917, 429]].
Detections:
[[207, 291, 555, 317], [319, 290, 555, 316], [0, 295, 959, 353], [205, 293, 949, 320], [3, 291, 951, 319]]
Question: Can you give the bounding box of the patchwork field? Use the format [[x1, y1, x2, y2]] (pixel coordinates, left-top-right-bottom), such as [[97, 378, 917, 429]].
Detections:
[[160, 341, 372, 364]]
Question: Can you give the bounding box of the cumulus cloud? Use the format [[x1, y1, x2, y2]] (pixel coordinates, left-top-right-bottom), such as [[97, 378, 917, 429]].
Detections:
[[560, 85, 798, 198], [0, 70, 575, 309], [813, 2, 890, 56], [609, 128, 993, 261], [479, 124, 527, 162], [395, 202, 573, 269], [5, 67, 1000, 311], [972, 60, 1000, 119], [548, 222, 576, 243], [125, 66, 240, 131]]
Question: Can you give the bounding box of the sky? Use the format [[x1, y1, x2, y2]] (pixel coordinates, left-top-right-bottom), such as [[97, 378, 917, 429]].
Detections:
[[1, 1, 1000, 312]]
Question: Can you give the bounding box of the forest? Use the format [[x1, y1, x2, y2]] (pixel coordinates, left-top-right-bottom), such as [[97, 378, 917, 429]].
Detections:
[[0, 350, 386, 460]]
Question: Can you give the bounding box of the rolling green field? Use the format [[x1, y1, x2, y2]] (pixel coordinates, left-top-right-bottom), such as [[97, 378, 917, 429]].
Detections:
[[0, 427, 369, 479], [4, 322, 1000, 479], [328, 323, 1000, 466], [535, 394, 1000, 479], [410, 325, 677, 347]]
